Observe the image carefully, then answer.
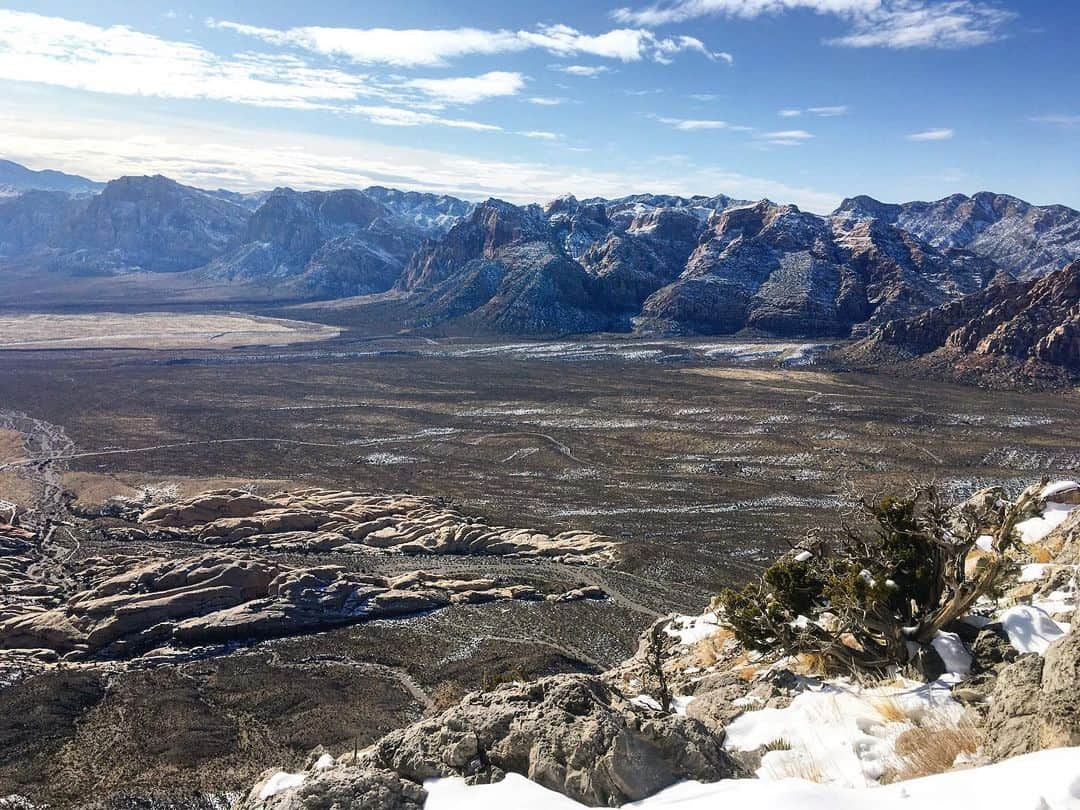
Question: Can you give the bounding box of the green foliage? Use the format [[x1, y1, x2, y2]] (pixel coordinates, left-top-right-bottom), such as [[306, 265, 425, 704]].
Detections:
[[715, 483, 1038, 674]]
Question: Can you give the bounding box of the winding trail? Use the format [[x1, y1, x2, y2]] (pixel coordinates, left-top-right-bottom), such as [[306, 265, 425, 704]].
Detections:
[[470, 431, 589, 466]]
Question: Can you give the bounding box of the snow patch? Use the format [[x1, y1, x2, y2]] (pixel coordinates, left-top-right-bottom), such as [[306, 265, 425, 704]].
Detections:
[[424, 748, 1080, 810], [258, 771, 305, 799], [722, 678, 963, 787], [664, 613, 720, 645], [999, 605, 1068, 655]]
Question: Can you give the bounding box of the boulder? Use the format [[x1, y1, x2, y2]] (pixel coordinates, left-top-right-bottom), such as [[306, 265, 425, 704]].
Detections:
[[369, 674, 742, 806], [241, 765, 426, 810], [984, 613, 1080, 760]]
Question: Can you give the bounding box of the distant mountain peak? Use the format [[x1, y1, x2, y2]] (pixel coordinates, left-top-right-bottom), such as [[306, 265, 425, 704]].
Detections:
[[0, 158, 103, 195]]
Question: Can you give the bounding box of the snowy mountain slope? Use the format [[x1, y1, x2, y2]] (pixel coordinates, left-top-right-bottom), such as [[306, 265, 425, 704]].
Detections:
[[835, 192, 1080, 280]]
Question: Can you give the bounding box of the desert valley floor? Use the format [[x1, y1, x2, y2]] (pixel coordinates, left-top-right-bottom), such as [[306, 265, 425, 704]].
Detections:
[[1, 310, 1078, 803]]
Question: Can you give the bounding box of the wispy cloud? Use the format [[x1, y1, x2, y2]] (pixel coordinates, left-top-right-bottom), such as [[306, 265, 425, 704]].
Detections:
[[907, 127, 954, 140], [527, 96, 569, 105], [551, 64, 612, 77], [209, 19, 725, 66], [349, 106, 502, 130], [829, 2, 1014, 48], [659, 117, 732, 130], [404, 72, 525, 104], [0, 9, 536, 133], [0, 102, 844, 211], [1030, 114, 1080, 128], [759, 129, 815, 146], [653, 115, 756, 133], [779, 105, 850, 117], [612, 1, 1014, 49], [517, 130, 562, 140]]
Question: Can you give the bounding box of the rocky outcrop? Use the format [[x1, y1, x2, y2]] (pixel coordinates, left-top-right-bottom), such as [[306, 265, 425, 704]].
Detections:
[[984, 604, 1080, 760], [836, 192, 1080, 279], [53, 175, 249, 272], [247, 766, 427, 810], [134, 488, 617, 564], [636, 201, 994, 337], [835, 260, 1080, 388], [204, 188, 427, 298], [0, 549, 602, 658], [0, 190, 87, 257], [243, 675, 742, 809]]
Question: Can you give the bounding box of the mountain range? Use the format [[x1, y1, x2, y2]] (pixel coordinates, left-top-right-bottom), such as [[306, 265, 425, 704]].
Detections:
[[0, 159, 1077, 349], [835, 260, 1079, 388]]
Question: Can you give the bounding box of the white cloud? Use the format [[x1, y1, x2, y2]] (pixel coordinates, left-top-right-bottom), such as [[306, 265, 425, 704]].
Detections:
[[658, 117, 732, 130], [612, 0, 1013, 49], [0, 9, 530, 132], [0, 9, 375, 110], [615, 0, 880, 26], [759, 129, 815, 145], [780, 105, 849, 117], [349, 106, 501, 131], [210, 19, 726, 66], [404, 71, 525, 104], [0, 100, 843, 211], [517, 130, 562, 140], [552, 64, 612, 77], [689, 93, 720, 101], [527, 96, 569, 105], [829, 2, 1014, 47], [624, 88, 665, 96], [907, 127, 954, 140]]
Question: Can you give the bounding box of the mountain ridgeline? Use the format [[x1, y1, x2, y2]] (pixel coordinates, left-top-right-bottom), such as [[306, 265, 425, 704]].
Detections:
[[0, 160, 1077, 344]]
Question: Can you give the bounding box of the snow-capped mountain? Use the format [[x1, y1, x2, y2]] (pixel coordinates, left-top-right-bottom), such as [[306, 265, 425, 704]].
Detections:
[[0, 158, 1077, 339], [835, 192, 1080, 280]]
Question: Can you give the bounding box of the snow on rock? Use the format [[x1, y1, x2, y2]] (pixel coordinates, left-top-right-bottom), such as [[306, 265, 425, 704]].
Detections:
[[424, 748, 1080, 810], [630, 694, 664, 712], [722, 678, 963, 787], [931, 631, 972, 682], [1000, 605, 1068, 655], [1042, 480, 1079, 500], [1017, 503, 1075, 544], [314, 753, 335, 770], [1020, 563, 1049, 582], [257, 771, 305, 800], [664, 613, 720, 645]]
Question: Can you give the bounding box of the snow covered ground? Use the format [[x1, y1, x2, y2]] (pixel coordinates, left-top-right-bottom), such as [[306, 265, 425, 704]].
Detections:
[[723, 677, 965, 786], [425, 748, 1080, 810]]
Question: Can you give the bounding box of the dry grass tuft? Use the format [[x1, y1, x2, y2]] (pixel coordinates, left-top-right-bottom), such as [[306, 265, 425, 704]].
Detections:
[[792, 652, 826, 676], [869, 695, 908, 723], [759, 750, 825, 783], [1027, 544, 1054, 564], [694, 627, 734, 667], [887, 713, 982, 782]]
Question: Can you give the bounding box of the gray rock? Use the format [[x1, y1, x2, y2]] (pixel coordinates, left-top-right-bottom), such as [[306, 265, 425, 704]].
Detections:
[[984, 617, 1080, 760], [370, 674, 742, 806], [243, 766, 426, 810]]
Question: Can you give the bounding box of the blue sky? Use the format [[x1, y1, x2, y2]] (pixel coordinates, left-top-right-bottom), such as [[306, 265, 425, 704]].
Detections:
[[0, 0, 1076, 211]]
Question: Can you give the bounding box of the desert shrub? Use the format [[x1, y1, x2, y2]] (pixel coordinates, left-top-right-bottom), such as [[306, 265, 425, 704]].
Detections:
[[718, 481, 1048, 675], [480, 667, 527, 691]]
